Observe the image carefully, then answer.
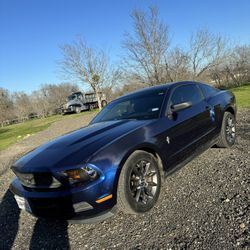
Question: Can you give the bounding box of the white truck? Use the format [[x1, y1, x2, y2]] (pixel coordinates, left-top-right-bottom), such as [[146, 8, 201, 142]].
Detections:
[[62, 92, 107, 114]]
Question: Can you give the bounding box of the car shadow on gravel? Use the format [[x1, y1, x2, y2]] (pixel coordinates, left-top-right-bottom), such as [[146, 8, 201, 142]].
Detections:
[[0, 190, 20, 250], [0, 190, 70, 250], [30, 218, 69, 250]]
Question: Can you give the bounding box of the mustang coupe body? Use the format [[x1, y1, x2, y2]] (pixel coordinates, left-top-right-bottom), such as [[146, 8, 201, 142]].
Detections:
[[10, 81, 237, 223]]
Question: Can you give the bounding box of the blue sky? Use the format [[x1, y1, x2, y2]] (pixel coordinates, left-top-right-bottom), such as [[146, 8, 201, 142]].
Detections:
[[0, 0, 249, 93]]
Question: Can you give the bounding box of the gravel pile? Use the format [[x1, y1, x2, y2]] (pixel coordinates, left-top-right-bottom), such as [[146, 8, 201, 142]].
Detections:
[[0, 110, 249, 249]]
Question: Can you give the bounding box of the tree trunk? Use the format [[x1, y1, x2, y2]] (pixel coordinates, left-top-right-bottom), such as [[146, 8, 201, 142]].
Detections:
[[95, 91, 102, 111]]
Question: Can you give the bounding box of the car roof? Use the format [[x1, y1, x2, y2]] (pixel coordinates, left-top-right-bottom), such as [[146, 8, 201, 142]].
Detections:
[[116, 81, 201, 101]]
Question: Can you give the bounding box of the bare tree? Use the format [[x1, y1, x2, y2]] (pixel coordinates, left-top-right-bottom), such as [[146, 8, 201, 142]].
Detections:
[[101, 66, 123, 101], [165, 47, 190, 82], [0, 88, 15, 123], [59, 38, 116, 110], [189, 29, 229, 80], [30, 83, 79, 116], [209, 65, 226, 87], [30, 89, 50, 117], [42, 83, 79, 113], [13, 92, 34, 118], [123, 6, 170, 85], [225, 45, 250, 86], [209, 45, 250, 87], [112, 81, 145, 100]]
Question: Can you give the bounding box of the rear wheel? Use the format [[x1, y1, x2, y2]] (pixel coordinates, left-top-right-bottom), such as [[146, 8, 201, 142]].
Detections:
[[117, 150, 161, 214], [216, 111, 236, 148], [101, 100, 107, 108]]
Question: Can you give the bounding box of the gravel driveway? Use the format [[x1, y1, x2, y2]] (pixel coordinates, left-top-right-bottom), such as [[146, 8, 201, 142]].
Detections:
[[0, 110, 249, 249]]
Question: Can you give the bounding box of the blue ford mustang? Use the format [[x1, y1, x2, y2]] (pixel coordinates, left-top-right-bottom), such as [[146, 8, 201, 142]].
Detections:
[[10, 81, 236, 223]]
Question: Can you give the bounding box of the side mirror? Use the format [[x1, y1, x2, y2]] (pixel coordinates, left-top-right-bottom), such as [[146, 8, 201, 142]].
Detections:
[[171, 101, 192, 113]]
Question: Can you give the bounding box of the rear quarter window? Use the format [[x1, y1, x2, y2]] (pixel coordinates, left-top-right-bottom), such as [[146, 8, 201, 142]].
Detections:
[[170, 84, 204, 106], [200, 84, 219, 98]]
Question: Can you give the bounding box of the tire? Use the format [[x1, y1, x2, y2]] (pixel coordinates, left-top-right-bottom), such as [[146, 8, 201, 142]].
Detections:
[[101, 100, 107, 108], [117, 150, 162, 214], [75, 107, 81, 114], [216, 111, 236, 148], [89, 105, 94, 111]]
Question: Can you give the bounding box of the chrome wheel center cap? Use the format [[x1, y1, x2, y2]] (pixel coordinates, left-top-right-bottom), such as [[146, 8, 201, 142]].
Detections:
[[139, 177, 147, 187]]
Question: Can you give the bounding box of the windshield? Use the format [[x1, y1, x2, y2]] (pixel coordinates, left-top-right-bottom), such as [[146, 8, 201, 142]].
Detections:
[[67, 93, 82, 101], [91, 90, 166, 123], [67, 94, 77, 101]]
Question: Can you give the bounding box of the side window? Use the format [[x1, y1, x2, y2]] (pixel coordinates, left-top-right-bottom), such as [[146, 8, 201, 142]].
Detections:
[[200, 84, 219, 98], [170, 84, 203, 106]]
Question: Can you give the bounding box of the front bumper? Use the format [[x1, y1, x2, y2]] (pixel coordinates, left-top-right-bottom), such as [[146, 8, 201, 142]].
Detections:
[[63, 106, 75, 114], [68, 206, 117, 224], [10, 177, 116, 223]]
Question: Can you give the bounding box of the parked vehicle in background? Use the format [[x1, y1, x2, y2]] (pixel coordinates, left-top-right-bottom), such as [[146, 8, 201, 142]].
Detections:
[[62, 92, 107, 114]]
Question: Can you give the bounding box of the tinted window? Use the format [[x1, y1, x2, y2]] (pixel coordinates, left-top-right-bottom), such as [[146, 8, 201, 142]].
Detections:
[[91, 90, 166, 123], [170, 84, 203, 106], [200, 84, 219, 98]]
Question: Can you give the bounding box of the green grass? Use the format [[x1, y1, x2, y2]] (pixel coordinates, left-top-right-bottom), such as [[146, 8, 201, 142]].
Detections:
[[0, 110, 97, 151], [0, 115, 61, 151], [231, 85, 250, 108]]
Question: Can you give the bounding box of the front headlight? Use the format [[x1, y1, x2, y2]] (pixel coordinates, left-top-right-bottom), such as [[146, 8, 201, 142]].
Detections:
[[63, 166, 98, 185]]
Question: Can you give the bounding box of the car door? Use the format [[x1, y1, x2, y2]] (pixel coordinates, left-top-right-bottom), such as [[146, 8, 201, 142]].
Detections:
[[163, 83, 214, 168]]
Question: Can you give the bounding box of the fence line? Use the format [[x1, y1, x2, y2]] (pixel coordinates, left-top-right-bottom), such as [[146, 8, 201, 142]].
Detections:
[[0, 114, 42, 127]]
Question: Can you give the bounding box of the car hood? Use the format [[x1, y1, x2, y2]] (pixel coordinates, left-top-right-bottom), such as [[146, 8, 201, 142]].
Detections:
[[13, 119, 151, 172]]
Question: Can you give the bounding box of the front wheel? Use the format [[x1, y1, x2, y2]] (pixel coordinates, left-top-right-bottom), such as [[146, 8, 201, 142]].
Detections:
[[216, 111, 236, 148], [89, 104, 94, 111], [117, 150, 162, 214], [75, 107, 81, 114]]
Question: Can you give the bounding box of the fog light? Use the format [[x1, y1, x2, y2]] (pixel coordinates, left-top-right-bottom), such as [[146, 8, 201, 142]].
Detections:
[[73, 201, 93, 213]]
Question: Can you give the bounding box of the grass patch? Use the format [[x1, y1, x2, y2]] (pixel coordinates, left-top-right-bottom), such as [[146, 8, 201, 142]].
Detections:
[[231, 85, 250, 108], [0, 116, 61, 151], [0, 110, 97, 151]]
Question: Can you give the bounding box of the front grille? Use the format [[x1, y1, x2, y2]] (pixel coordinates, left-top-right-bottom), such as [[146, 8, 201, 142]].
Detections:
[[14, 171, 61, 189]]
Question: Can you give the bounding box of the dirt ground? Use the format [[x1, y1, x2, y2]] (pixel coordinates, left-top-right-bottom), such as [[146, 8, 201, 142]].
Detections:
[[0, 110, 249, 249]]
